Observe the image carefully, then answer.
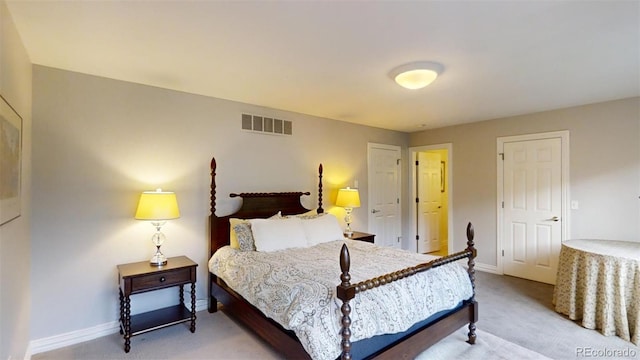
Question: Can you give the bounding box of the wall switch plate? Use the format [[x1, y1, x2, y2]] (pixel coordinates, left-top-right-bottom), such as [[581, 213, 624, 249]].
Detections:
[[571, 201, 579, 210]]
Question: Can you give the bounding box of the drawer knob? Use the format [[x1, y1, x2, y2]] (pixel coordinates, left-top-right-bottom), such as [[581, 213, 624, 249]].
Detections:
[[159, 276, 166, 283]]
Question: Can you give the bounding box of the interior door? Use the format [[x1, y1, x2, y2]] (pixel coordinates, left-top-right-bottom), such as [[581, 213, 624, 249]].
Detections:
[[502, 138, 562, 284], [368, 144, 401, 248], [417, 152, 441, 253]]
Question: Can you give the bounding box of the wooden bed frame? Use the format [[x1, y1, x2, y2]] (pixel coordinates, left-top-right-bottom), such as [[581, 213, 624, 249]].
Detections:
[[207, 157, 478, 359]]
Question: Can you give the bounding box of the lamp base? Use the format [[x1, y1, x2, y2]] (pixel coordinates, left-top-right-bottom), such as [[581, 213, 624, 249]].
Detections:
[[150, 251, 167, 266], [344, 208, 354, 238], [344, 222, 354, 238], [149, 226, 167, 266]]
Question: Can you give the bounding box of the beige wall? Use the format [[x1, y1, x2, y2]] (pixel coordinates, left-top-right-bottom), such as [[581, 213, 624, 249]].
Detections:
[[410, 97, 640, 267], [0, 1, 32, 358], [30, 66, 409, 342]]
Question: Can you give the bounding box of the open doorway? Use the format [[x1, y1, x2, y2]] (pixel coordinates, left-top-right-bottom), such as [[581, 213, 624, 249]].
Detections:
[[409, 144, 452, 255]]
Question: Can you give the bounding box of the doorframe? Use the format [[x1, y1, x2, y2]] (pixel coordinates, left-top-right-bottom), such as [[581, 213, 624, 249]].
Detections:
[[367, 143, 402, 246], [496, 131, 570, 274], [409, 144, 453, 254]]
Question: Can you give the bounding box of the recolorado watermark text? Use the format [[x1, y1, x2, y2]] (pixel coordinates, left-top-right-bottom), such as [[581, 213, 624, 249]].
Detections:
[[576, 347, 638, 358]]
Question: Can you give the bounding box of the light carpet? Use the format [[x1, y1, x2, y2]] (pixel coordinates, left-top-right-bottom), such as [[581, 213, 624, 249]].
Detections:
[[34, 310, 550, 360], [416, 327, 550, 360]]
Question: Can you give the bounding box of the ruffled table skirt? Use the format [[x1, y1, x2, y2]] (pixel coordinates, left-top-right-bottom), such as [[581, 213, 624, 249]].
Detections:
[[553, 239, 640, 345]]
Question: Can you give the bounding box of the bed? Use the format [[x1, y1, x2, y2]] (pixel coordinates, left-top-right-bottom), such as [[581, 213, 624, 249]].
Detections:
[[207, 157, 478, 359]]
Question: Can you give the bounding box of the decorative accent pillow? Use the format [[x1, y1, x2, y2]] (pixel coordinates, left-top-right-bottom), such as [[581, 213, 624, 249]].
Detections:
[[229, 218, 249, 249], [250, 217, 308, 252], [301, 213, 345, 246], [229, 212, 281, 249], [280, 209, 322, 219], [233, 223, 256, 251], [295, 209, 323, 220]]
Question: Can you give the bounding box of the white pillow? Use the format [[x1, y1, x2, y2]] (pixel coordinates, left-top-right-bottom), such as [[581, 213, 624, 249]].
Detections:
[[229, 212, 281, 249], [302, 213, 345, 246], [250, 217, 308, 252]]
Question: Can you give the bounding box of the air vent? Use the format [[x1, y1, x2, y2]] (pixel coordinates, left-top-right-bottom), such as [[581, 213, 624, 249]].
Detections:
[[242, 114, 292, 136]]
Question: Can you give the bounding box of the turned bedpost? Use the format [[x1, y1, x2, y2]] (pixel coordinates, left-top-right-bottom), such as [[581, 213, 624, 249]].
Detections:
[[210, 157, 218, 255], [465, 222, 477, 344], [336, 244, 355, 360], [208, 157, 218, 313], [210, 157, 217, 222], [318, 164, 324, 214], [466, 222, 476, 294]]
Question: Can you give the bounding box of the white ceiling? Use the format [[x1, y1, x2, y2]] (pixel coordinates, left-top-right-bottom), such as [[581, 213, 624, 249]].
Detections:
[[6, 1, 640, 132]]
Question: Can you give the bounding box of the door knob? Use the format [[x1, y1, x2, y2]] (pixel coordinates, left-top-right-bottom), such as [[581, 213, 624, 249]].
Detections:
[[372, 209, 381, 214], [547, 216, 559, 222]]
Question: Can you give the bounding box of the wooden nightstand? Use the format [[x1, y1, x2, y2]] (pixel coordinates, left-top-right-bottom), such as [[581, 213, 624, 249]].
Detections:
[[117, 256, 197, 353], [347, 231, 375, 243]]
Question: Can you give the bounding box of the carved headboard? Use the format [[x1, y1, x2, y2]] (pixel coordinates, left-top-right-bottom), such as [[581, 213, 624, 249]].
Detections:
[[208, 157, 324, 259]]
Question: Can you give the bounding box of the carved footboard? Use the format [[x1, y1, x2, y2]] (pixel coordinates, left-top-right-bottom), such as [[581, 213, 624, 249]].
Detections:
[[337, 222, 478, 360]]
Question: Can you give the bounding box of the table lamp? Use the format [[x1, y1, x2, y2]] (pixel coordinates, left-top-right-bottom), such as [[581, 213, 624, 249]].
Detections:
[[335, 187, 361, 237], [135, 189, 180, 266]]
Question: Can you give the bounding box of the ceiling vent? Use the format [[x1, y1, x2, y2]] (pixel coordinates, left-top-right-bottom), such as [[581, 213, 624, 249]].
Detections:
[[242, 114, 292, 136]]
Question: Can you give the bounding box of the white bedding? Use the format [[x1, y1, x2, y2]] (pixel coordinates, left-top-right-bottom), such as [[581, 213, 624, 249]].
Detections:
[[209, 239, 474, 360]]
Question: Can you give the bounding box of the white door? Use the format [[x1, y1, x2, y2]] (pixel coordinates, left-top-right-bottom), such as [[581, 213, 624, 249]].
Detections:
[[368, 143, 401, 248], [417, 152, 441, 253], [502, 137, 563, 284]]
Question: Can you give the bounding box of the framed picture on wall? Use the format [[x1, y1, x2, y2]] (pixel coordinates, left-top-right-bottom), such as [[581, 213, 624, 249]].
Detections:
[[0, 95, 22, 225]]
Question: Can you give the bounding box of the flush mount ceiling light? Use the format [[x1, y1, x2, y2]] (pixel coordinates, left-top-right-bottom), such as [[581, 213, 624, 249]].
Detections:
[[389, 61, 444, 90]]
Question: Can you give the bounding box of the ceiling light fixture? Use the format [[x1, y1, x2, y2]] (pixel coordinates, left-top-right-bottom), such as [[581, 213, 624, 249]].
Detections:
[[389, 61, 444, 90]]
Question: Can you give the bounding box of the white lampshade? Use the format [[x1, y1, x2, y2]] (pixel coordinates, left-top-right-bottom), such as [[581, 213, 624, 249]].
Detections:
[[135, 189, 180, 220], [335, 188, 361, 208]]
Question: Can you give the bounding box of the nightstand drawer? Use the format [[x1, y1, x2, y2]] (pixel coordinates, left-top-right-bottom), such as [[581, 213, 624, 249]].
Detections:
[[130, 268, 191, 292]]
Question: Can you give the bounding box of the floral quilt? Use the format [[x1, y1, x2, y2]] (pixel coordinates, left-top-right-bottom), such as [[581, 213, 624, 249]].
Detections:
[[209, 240, 473, 360]]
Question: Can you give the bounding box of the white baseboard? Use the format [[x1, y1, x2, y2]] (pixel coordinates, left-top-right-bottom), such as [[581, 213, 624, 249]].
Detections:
[[195, 299, 208, 312], [29, 299, 209, 355], [24, 343, 32, 360], [475, 262, 500, 274], [29, 321, 119, 355]]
